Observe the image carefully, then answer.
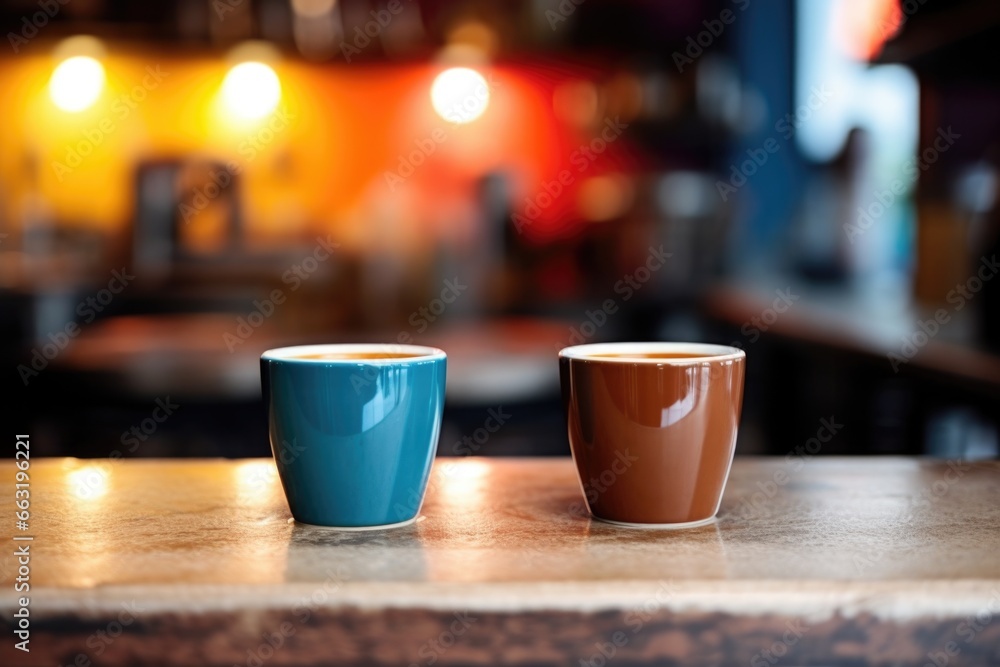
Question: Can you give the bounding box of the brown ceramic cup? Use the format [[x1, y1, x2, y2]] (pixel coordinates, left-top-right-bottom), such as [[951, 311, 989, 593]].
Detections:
[[559, 342, 746, 528]]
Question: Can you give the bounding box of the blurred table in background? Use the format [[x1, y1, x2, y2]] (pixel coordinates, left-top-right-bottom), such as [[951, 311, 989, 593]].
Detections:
[[34, 314, 569, 457], [53, 314, 566, 402], [704, 280, 1000, 458], [705, 281, 1000, 387]]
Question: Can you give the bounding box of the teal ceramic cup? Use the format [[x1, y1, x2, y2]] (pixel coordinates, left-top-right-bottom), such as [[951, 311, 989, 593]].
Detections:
[[261, 344, 446, 529]]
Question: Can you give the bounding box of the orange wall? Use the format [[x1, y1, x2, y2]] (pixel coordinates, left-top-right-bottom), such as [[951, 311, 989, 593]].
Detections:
[[0, 50, 578, 249]]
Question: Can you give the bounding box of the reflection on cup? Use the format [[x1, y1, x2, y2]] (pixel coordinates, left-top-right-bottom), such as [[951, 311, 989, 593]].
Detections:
[[261, 344, 446, 529], [560, 342, 746, 527]]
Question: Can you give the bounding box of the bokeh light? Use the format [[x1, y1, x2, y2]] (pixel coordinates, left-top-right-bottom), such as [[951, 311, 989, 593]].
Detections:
[[577, 174, 635, 222], [49, 56, 105, 112], [67, 465, 110, 500], [553, 79, 600, 128], [446, 20, 499, 58], [222, 61, 282, 121], [290, 0, 336, 18], [430, 67, 490, 124]]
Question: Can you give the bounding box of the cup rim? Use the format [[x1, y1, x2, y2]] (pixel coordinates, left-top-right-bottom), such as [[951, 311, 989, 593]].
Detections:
[[261, 343, 446, 363], [558, 342, 745, 364]]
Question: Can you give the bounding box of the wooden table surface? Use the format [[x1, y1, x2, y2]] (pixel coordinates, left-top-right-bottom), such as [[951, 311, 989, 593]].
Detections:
[[2, 457, 999, 666]]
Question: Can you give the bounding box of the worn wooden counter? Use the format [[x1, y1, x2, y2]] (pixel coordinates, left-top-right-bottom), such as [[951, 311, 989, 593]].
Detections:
[[2, 457, 999, 666]]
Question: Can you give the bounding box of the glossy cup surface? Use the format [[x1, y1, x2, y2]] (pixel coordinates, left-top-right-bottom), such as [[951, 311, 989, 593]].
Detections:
[[559, 342, 745, 526], [261, 344, 446, 528]]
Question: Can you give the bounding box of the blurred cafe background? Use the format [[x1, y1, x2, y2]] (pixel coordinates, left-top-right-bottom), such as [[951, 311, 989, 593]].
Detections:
[[2, 0, 999, 461]]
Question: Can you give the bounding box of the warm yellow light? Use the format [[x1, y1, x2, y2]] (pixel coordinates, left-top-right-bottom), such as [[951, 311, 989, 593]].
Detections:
[[430, 67, 490, 124], [235, 460, 279, 506], [446, 21, 498, 58], [49, 56, 105, 112], [222, 61, 281, 121], [67, 465, 110, 500], [437, 459, 491, 501]]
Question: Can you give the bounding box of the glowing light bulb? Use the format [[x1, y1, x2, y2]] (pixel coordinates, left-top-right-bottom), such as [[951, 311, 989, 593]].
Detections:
[[222, 61, 281, 121], [49, 56, 105, 112], [430, 67, 490, 124]]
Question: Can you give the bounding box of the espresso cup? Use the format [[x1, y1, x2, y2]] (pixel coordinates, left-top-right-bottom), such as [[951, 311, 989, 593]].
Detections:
[[261, 344, 446, 529], [559, 342, 746, 528]]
